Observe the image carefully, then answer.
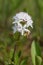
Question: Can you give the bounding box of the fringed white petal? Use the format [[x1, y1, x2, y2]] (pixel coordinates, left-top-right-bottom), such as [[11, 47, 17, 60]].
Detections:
[[12, 12, 33, 35]]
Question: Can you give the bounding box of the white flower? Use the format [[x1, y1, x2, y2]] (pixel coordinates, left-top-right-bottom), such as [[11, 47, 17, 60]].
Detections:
[[12, 12, 33, 35]]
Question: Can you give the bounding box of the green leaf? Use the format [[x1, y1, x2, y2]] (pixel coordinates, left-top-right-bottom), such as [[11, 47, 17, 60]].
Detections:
[[35, 41, 41, 56], [20, 57, 27, 65], [31, 41, 41, 65], [31, 41, 36, 65], [35, 56, 42, 65]]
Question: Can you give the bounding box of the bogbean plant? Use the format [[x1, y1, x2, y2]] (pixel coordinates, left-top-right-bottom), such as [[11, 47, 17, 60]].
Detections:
[[0, 0, 43, 65], [12, 12, 43, 65], [0, 12, 43, 65], [5, 12, 43, 65]]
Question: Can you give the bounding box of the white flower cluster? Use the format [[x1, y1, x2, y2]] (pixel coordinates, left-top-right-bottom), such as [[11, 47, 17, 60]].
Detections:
[[12, 12, 33, 35]]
